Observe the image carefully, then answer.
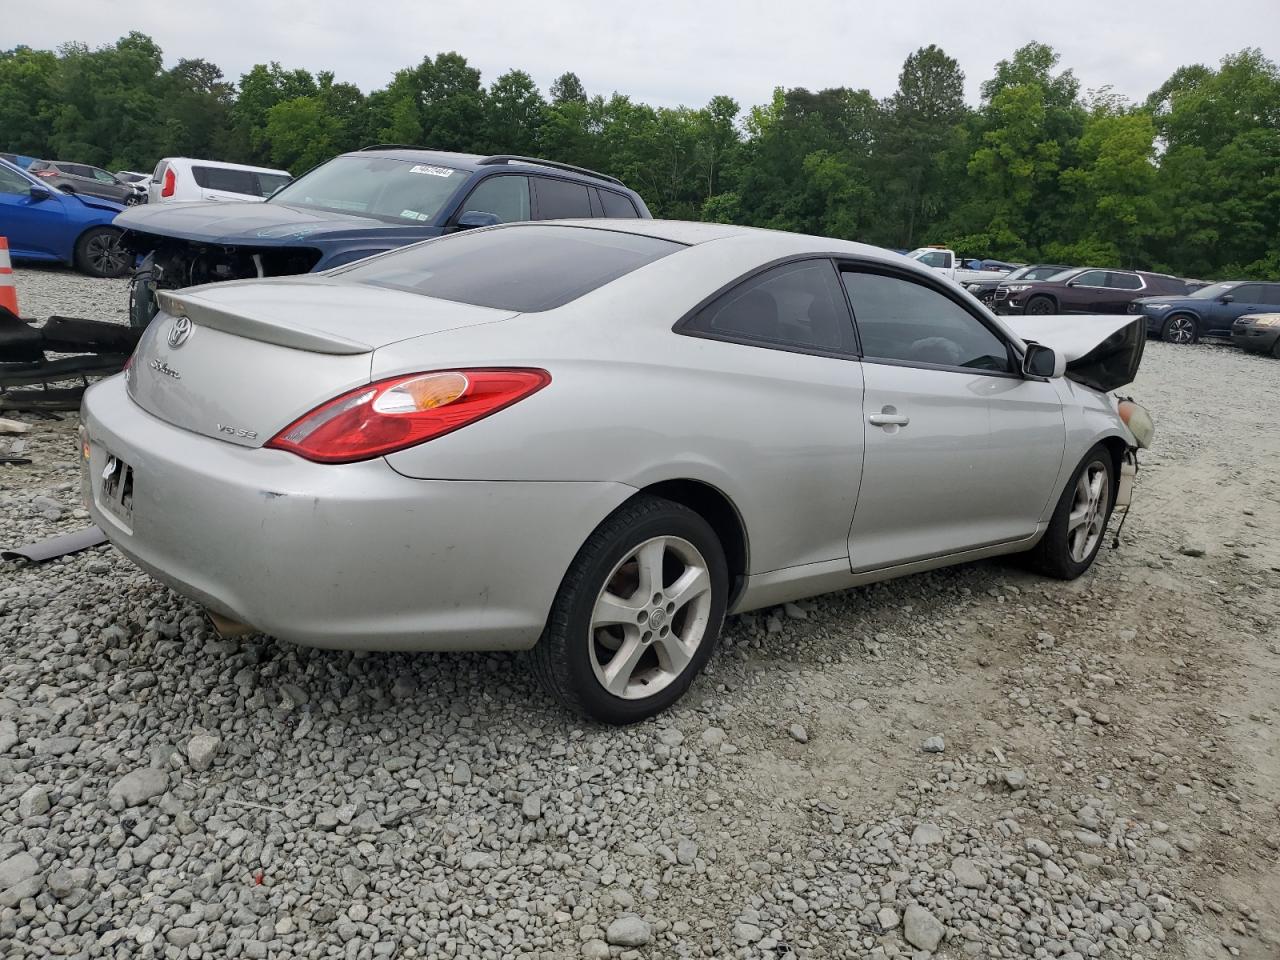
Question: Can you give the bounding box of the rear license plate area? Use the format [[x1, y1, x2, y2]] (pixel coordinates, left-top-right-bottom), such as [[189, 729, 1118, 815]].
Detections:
[[98, 450, 135, 527]]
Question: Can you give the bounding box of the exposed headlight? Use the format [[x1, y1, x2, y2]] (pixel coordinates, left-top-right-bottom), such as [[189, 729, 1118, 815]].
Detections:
[[1004, 284, 1032, 293], [1251, 315, 1280, 328]]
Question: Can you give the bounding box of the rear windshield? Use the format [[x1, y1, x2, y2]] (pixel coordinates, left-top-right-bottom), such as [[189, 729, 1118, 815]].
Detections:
[[192, 166, 292, 198], [269, 155, 463, 223], [337, 225, 684, 311]]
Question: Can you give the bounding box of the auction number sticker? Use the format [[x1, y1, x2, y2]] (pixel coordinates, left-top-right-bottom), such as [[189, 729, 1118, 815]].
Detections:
[[409, 165, 455, 177]]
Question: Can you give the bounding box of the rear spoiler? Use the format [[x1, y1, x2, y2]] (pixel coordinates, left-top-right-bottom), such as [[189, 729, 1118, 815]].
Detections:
[[155, 290, 371, 355]]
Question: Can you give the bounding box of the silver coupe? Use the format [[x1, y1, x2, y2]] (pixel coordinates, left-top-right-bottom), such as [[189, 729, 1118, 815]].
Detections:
[[81, 221, 1152, 723]]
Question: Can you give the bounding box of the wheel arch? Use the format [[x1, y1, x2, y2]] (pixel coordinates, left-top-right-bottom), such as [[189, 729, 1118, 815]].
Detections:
[[632, 478, 750, 608], [1025, 292, 1058, 312]]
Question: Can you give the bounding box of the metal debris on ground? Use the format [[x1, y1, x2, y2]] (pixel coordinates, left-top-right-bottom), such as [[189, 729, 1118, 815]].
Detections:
[[1, 525, 107, 563]]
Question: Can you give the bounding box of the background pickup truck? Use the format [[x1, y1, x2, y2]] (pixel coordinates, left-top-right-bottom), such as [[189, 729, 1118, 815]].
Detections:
[[907, 247, 1012, 284]]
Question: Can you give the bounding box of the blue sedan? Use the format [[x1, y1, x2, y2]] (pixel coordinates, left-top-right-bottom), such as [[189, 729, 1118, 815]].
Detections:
[[1130, 280, 1280, 344], [0, 158, 130, 278]]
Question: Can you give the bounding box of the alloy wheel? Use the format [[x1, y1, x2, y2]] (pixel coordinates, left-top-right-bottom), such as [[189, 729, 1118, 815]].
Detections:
[[1167, 316, 1195, 344], [1066, 462, 1110, 563], [588, 535, 713, 699], [87, 233, 127, 275]]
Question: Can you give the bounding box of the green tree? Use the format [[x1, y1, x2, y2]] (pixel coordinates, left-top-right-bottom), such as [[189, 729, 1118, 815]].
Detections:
[[484, 70, 545, 154]]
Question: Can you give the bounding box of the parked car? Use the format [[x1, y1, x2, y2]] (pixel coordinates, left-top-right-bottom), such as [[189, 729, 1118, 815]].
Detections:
[[0, 158, 130, 277], [81, 220, 1149, 722], [27, 160, 141, 206], [1128, 280, 1280, 344], [906, 246, 1012, 284], [117, 147, 652, 328], [114, 171, 152, 204], [994, 268, 1190, 315], [966, 264, 1072, 306], [147, 158, 292, 205], [1230, 313, 1280, 357]]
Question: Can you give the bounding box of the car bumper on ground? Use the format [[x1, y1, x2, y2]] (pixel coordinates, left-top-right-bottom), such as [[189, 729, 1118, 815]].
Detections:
[[80, 377, 634, 651], [1231, 318, 1280, 354]]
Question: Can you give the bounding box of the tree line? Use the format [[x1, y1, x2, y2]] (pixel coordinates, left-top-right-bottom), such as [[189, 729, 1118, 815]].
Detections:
[[3, 32, 1278, 279]]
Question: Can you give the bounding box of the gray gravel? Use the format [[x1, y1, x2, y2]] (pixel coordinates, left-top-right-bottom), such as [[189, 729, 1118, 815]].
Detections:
[[2, 266, 1279, 959]]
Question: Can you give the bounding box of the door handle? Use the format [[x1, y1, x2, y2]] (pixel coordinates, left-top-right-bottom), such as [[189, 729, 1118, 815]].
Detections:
[[868, 410, 910, 427]]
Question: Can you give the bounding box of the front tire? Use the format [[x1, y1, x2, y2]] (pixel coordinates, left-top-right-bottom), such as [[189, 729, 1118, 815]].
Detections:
[[74, 227, 129, 278], [1028, 445, 1115, 580], [531, 495, 728, 724], [1161, 313, 1198, 344], [1025, 295, 1055, 316]]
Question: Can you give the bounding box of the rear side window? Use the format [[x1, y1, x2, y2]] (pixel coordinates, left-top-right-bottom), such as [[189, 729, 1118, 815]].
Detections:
[[682, 260, 855, 354], [151, 162, 167, 183], [1261, 284, 1280, 306], [337, 225, 683, 312], [1106, 272, 1142, 290], [192, 166, 284, 198], [533, 177, 592, 219], [600, 191, 639, 218], [459, 175, 530, 223]]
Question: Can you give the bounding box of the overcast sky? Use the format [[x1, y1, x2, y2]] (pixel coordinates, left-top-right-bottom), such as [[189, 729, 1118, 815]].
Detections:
[[10, 1, 1280, 109]]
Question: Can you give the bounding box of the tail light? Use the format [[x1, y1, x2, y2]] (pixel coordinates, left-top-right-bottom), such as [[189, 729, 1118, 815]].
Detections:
[[161, 168, 176, 198], [35, 170, 57, 178], [265, 368, 550, 463]]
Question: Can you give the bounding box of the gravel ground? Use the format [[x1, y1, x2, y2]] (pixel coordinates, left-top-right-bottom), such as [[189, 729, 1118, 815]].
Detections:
[[2, 265, 1278, 960]]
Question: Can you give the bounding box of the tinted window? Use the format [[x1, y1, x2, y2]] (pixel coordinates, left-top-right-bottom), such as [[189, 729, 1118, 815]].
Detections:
[[1024, 265, 1069, 280], [1230, 283, 1264, 303], [600, 190, 639, 218], [1107, 272, 1142, 290], [685, 260, 854, 354], [1261, 284, 1280, 306], [1072, 270, 1108, 287], [67, 164, 94, 178], [337, 225, 682, 312], [843, 270, 1011, 373], [533, 177, 592, 219], [192, 166, 288, 198], [459, 175, 530, 223]]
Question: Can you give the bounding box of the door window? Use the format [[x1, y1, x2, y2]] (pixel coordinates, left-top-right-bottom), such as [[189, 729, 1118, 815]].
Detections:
[[915, 251, 950, 268], [683, 259, 855, 354], [459, 175, 530, 223], [1230, 283, 1264, 303], [1106, 272, 1143, 290], [1260, 284, 1280, 306], [91, 168, 117, 183], [532, 177, 592, 219], [1071, 270, 1109, 287], [0, 165, 33, 195], [842, 270, 1012, 373]]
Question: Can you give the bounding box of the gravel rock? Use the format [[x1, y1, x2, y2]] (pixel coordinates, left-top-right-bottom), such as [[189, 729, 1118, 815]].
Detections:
[[903, 903, 945, 952], [0, 852, 41, 907], [877, 906, 900, 930], [787, 722, 809, 743], [605, 916, 651, 947], [108, 767, 168, 809], [921, 735, 945, 753], [186, 732, 221, 771], [17, 785, 50, 819]]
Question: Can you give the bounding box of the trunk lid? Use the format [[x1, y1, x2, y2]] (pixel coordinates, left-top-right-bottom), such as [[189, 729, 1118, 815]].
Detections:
[[1003, 314, 1146, 392], [127, 278, 515, 447]]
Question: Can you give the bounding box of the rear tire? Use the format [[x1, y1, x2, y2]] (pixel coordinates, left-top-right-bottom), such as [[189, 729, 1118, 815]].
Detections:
[[1270, 337, 1280, 360], [74, 227, 129, 279], [1161, 313, 1198, 344], [1025, 295, 1055, 316], [531, 495, 728, 724], [1027, 445, 1115, 580]]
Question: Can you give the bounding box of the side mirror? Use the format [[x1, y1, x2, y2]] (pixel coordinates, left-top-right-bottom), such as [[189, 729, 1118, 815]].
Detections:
[[1065, 279, 1079, 287], [1022, 341, 1065, 380], [1219, 294, 1234, 303], [455, 210, 501, 230], [28, 185, 53, 201]]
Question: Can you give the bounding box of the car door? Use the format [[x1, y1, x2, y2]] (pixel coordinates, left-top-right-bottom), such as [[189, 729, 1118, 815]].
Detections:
[[842, 265, 1065, 571], [453, 174, 531, 225], [1207, 283, 1267, 335], [0, 164, 67, 259], [1059, 270, 1109, 312], [1103, 272, 1144, 313], [677, 258, 865, 571]]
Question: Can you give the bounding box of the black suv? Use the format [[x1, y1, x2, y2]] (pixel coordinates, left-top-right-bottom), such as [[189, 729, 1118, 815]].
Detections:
[[965, 263, 1071, 306], [117, 146, 652, 327]]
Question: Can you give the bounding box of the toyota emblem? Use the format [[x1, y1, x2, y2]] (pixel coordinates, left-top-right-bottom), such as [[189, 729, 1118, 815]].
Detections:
[[168, 316, 192, 348]]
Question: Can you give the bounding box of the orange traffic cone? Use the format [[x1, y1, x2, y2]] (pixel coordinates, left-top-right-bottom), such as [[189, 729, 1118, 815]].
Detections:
[[0, 237, 18, 316]]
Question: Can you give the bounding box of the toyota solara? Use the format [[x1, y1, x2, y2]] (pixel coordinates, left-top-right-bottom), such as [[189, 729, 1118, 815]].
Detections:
[[81, 221, 1153, 723]]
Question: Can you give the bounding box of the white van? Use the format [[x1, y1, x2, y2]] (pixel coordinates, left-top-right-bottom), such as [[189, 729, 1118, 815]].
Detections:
[[149, 158, 292, 204]]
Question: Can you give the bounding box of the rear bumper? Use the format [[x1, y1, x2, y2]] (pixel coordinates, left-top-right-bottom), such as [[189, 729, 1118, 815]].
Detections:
[[81, 376, 633, 651]]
